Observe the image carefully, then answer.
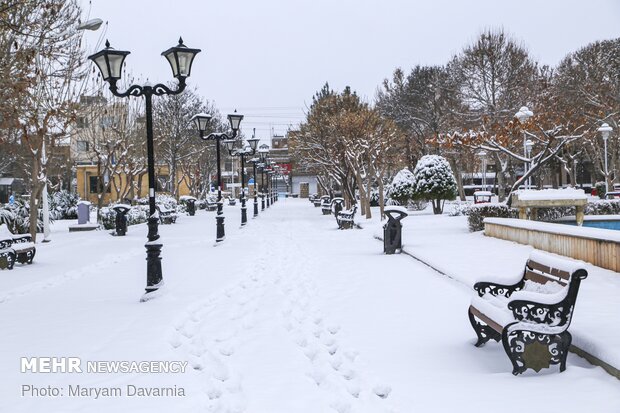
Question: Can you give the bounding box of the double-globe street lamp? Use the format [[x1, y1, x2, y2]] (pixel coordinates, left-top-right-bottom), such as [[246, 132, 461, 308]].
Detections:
[[88, 38, 200, 299], [191, 112, 244, 242], [223, 136, 259, 226]]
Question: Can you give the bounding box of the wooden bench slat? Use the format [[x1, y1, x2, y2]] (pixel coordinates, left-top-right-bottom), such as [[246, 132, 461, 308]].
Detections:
[[527, 260, 570, 280], [469, 306, 503, 333], [524, 269, 568, 286]]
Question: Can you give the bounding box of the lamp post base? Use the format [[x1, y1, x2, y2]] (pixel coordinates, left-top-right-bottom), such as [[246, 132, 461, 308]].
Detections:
[[261, 198, 265, 211], [241, 198, 247, 226], [253, 200, 259, 218], [216, 215, 225, 242], [144, 241, 163, 295]]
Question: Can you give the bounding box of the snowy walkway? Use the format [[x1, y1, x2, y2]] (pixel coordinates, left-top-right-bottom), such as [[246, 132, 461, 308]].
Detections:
[[1, 199, 618, 412]]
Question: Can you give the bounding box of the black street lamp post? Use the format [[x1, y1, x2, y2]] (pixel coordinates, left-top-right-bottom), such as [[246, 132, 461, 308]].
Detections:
[[88, 38, 200, 300], [191, 111, 244, 242], [248, 157, 260, 218], [258, 145, 270, 208], [223, 137, 259, 226], [259, 163, 266, 211], [266, 170, 271, 208]]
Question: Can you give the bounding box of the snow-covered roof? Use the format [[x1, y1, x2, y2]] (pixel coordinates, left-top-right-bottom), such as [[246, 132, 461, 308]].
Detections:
[[473, 191, 493, 196], [0, 178, 15, 186]]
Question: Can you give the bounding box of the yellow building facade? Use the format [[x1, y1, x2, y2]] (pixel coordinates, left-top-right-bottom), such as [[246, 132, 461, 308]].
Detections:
[[76, 164, 193, 204]]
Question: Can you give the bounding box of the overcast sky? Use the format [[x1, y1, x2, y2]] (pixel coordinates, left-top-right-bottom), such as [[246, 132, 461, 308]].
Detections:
[[85, 0, 620, 139]]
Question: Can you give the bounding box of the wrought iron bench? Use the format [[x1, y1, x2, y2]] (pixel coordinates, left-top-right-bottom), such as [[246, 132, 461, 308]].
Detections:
[[0, 226, 36, 269], [336, 205, 357, 229], [468, 250, 587, 375], [156, 205, 177, 225], [205, 198, 218, 211], [321, 197, 332, 215]]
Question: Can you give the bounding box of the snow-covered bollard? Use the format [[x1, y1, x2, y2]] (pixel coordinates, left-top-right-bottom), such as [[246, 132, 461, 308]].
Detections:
[[383, 206, 408, 254], [112, 204, 131, 236], [180, 195, 197, 216]]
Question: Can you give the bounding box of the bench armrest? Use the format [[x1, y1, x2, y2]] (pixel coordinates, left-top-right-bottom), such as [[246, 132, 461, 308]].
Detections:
[[12, 234, 32, 244], [473, 280, 523, 298], [507, 296, 572, 327]]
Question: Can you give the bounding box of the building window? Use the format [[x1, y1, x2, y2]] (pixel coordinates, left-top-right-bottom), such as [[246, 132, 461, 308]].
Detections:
[[89, 176, 110, 193], [77, 117, 88, 128], [77, 140, 89, 152]]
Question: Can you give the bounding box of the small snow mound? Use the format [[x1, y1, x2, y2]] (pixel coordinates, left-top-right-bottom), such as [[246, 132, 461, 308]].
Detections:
[[373, 384, 392, 399]]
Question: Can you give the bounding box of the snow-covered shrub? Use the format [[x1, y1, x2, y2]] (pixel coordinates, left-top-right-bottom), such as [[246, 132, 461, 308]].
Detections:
[[369, 189, 380, 207], [411, 155, 457, 214], [535, 206, 574, 222], [585, 199, 620, 215], [595, 181, 607, 199], [387, 168, 415, 205], [466, 203, 518, 232], [136, 194, 185, 213], [530, 200, 620, 221], [195, 199, 207, 210], [49, 190, 79, 220], [449, 201, 472, 217], [0, 199, 41, 234], [406, 199, 428, 211]]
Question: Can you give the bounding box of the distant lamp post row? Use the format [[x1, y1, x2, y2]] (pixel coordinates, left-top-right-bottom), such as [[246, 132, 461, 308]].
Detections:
[[248, 156, 261, 218], [89, 38, 201, 300], [599, 123, 614, 195], [223, 135, 259, 226], [258, 145, 270, 208], [191, 111, 244, 242]]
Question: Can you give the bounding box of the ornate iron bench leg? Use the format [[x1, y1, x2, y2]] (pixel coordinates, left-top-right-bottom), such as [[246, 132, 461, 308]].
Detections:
[[468, 308, 500, 347], [559, 331, 572, 373], [16, 249, 35, 265], [0, 250, 16, 270]]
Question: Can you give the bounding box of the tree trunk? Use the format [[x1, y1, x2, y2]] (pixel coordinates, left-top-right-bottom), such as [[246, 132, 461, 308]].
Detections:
[[378, 178, 386, 219], [449, 157, 466, 201], [432, 198, 444, 215]]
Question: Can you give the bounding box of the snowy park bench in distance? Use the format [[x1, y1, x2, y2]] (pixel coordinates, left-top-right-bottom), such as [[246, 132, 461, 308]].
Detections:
[[205, 197, 217, 211], [156, 204, 177, 225], [321, 196, 332, 215], [337, 204, 358, 229], [0, 226, 36, 269], [468, 250, 587, 375]]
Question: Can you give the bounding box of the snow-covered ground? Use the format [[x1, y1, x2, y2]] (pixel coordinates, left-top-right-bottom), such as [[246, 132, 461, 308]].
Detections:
[[1, 199, 618, 413], [386, 208, 620, 373]]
